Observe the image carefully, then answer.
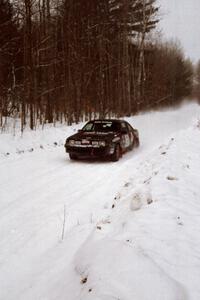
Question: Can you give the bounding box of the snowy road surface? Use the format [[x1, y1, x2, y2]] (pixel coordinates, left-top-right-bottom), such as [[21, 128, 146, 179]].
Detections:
[[1, 102, 200, 300]]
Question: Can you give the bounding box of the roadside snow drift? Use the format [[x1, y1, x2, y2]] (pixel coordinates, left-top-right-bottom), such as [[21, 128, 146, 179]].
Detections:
[[0, 102, 200, 300]]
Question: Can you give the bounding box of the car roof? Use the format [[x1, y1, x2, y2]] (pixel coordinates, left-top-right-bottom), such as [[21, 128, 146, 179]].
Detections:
[[88, 119, 125, 123]]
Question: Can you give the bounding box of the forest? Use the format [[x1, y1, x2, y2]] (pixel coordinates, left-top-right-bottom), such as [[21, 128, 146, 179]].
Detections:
[[0, 0, 198, 130]]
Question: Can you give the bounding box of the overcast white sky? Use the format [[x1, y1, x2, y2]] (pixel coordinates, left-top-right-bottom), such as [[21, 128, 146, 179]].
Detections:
[[158, 0, 200, 62]]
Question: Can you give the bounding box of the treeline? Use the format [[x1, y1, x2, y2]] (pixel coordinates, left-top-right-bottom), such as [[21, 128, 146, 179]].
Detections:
[[0, 0, 194, 130]]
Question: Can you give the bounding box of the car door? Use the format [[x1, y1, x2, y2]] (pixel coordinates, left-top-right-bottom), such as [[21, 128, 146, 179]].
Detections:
[[127, 123, 135, 147], [121, 122, 131, 150]]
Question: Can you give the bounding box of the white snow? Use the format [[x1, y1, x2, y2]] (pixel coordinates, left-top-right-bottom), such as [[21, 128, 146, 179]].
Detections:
[[1, 101, 200, 300]]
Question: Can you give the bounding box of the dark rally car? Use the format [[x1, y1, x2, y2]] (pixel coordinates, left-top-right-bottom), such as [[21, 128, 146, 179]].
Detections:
[[65, 119, 139, 161]]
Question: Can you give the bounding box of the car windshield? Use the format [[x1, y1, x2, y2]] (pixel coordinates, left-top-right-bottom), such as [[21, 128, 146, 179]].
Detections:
[[82, 121, 120, 132]]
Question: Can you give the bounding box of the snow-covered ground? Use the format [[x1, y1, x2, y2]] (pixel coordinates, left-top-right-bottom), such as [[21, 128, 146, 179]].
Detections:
[[1, 101, 200, 300]]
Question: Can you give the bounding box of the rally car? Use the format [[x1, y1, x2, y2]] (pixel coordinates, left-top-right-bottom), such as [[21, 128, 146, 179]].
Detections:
[[64, 119, 139, 161]]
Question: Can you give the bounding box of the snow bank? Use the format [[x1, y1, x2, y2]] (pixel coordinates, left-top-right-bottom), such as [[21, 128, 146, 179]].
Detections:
[[71, 124, 200, 300], [0, 122, 83, 157]]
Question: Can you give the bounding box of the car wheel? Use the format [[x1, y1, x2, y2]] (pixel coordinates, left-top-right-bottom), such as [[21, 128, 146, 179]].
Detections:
[[135, 138, 140, 147], [69, 153, 78, 160], [111, 144, 121, 162], [129, 142, 134, 151]]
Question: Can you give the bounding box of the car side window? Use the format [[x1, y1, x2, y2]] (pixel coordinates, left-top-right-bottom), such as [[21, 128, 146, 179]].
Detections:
[[127, 123, 134, 143], [127, 124, 132, 132], [121, 122, 128, 132]]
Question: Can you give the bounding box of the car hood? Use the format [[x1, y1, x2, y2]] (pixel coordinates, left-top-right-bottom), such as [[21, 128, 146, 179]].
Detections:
[[68, 131, 117, 141]]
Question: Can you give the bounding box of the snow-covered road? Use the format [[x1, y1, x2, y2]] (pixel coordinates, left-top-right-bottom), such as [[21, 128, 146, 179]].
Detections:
[[1, 102, 200, 300]]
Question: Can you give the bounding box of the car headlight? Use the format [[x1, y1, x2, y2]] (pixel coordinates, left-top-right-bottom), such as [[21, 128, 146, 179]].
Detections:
[[92, 141, 99, 146], [91, 141, 106, 147], [68, 139, 75, 146], [112, 137, 120, 142], [99, 141, 106, 147]]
